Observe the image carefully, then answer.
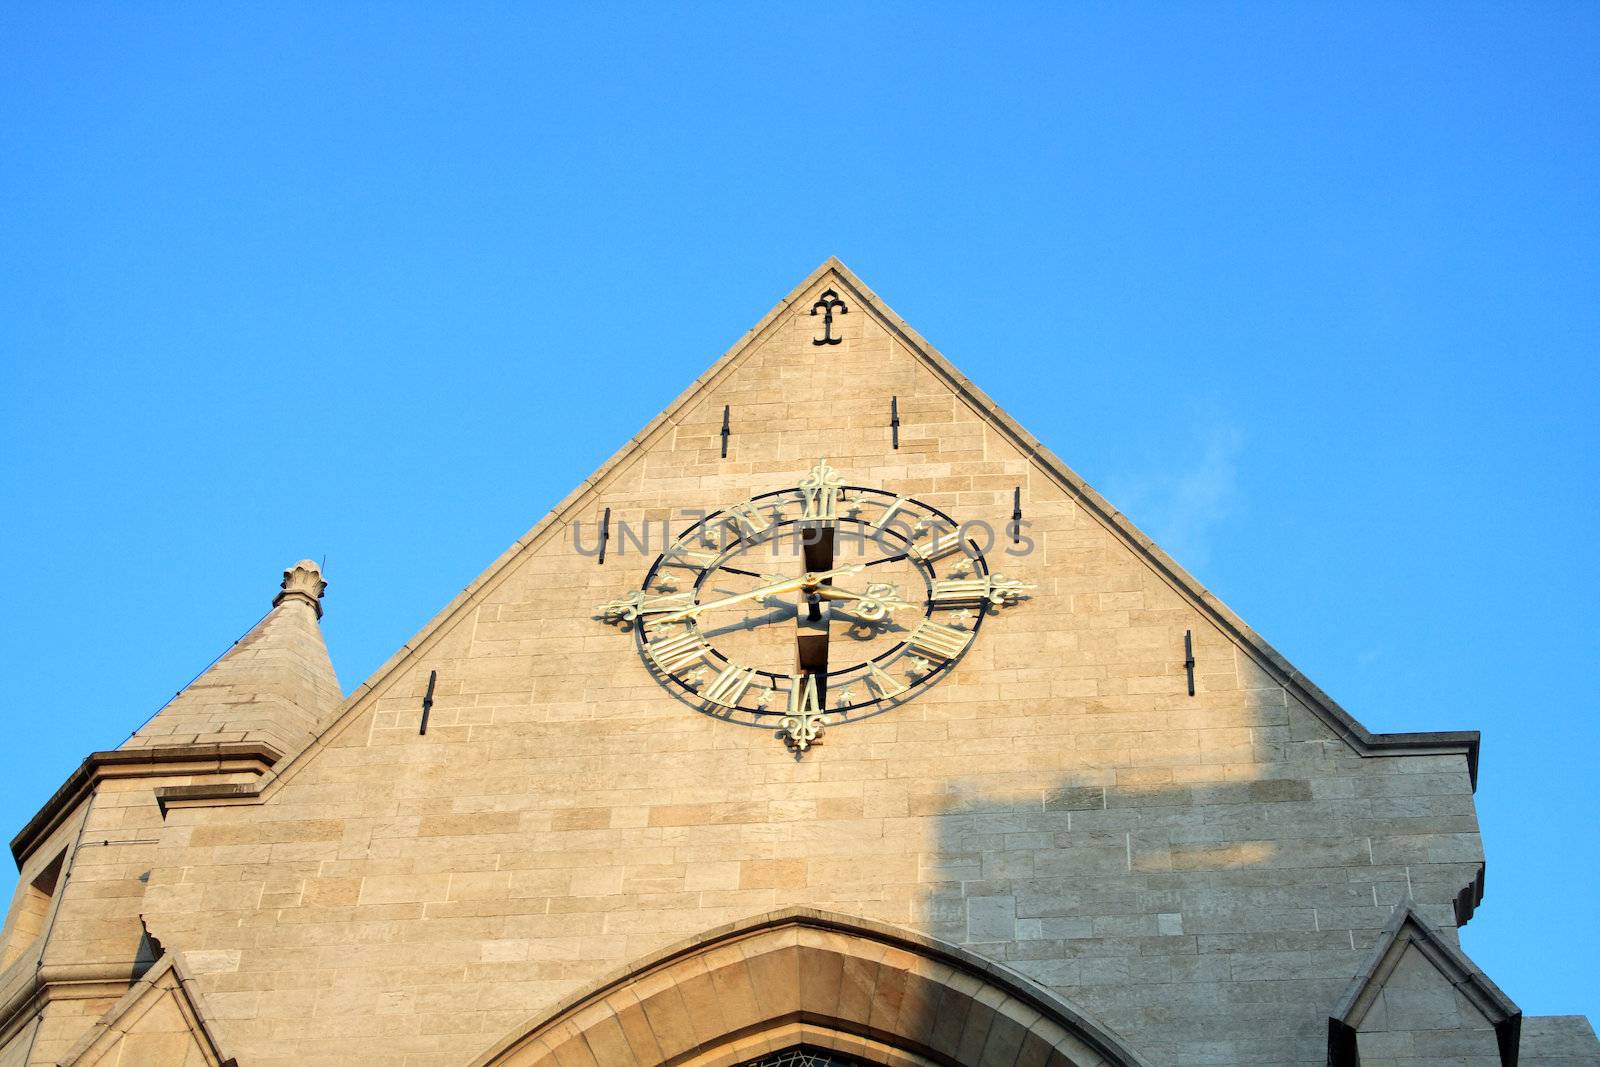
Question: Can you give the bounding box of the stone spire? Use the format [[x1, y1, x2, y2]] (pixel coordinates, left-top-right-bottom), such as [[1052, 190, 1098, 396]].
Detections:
[[122, 560, 342, 760]]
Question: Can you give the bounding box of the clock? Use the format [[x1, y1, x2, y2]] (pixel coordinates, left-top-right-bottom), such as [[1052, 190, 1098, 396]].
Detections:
[[596, 460, 1032, 753]]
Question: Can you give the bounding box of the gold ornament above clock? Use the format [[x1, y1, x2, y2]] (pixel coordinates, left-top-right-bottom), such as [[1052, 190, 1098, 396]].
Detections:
[[596, 460, 1032, 754]]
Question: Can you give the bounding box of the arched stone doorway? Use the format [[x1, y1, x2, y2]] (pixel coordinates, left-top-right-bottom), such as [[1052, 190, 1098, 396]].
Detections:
[[470, 907, 1149, 1067]]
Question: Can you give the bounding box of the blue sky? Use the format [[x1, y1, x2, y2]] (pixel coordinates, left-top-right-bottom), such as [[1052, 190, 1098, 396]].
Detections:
[[2, 2, 1596, 1017]]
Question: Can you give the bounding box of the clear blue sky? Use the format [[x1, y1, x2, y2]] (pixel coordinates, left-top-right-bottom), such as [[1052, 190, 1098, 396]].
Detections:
[[3, 2, 1596, 1018]]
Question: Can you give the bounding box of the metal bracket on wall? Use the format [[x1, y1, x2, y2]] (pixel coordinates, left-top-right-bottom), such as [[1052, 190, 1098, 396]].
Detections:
[[810, 289, 847, 345], [720, 405, 731, 459], [1183, 630, 1196, 697], [1012, 487, 1023, 544], [891, 396, 900, 449], [597, 508, 611, 565], [419, 670, 437, 735]]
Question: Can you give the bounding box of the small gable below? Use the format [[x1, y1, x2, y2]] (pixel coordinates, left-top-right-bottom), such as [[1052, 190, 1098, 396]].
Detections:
[[57, 956, 236, 1067], [1330, 906, 1520, 1066], [1354, 941, 1505, 1064]]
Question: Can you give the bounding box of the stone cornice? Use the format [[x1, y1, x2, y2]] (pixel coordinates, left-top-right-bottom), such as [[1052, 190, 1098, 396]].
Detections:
[[9, 743, 279, 866], [153, 781, 266, 815], [0, 960, 145, 1052]]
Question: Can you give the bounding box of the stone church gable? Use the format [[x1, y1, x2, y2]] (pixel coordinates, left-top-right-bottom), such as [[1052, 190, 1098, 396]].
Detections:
[[243, 257, 1474, 804], [2, 261, 1591, 1065]]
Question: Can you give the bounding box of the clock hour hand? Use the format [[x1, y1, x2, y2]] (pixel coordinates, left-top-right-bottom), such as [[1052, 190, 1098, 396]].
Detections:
[[812, 582, 916, 621]]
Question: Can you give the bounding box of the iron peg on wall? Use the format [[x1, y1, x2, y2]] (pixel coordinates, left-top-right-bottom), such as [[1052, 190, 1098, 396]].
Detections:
[[891, 396, 901, 449], [1183, 630, 1196, 697], [419, 669, 437, 735], [597, 507, 611, 565], [720, 405, 731, 459]]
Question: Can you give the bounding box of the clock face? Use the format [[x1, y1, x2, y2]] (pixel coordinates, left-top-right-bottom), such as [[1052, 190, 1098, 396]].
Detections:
[[596, 460, 1031, 753]]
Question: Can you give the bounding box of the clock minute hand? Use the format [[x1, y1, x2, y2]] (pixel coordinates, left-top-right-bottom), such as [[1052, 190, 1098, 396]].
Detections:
[[654, 564, 865, 625], [809, 563, 865, 582], [655, 576, 806, 624], [813, 583, 907, 605]]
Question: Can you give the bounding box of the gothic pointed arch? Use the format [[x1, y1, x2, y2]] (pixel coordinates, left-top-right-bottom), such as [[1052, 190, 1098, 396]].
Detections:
[[469, 907, 1151, 1067]]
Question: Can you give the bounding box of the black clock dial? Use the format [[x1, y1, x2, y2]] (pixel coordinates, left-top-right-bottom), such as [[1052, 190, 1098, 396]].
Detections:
[[595, 462, 1032, 751]]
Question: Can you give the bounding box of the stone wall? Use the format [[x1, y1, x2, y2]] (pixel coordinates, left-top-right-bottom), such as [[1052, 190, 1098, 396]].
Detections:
[[126, 268, 1484, 1065], [6, 263, 1568, 1066]]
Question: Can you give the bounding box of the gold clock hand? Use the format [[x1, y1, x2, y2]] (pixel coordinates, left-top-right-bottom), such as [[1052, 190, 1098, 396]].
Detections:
[[812, 582, 915, 621], [809, 564, 864, 583], [655, 564, 865, 624], [812, 582, 906, 603], [656, 577, 805, 623]]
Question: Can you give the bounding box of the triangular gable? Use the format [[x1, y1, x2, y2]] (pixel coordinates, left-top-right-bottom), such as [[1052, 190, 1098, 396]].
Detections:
[[242, 257, 1478, 800], [57, 954, 237, 1066], [1329, 904, 1521, 1066]]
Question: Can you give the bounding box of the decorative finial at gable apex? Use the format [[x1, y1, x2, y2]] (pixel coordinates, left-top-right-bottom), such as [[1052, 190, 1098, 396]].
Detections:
[[273, 559, 327, 619]]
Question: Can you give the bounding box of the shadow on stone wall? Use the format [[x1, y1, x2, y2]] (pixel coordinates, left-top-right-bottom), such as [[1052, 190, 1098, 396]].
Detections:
[[911, 744, 1480, 1065]]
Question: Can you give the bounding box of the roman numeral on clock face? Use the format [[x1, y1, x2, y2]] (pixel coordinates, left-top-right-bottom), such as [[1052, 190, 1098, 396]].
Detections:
[[871, 495, 911, 531], [723, 502, 771, 540], [864, 662, 907, 700], [908, 619, 971, 661], [799, 458, 843, 522], [801, 486, 840, 521], [703, 663, 758, 708], [910, 531, 964, 563], [640, 591, 697, 614], [930, 577, 991, 604], [646, 630, 710, 675], [667, 547, 722, 570], [787, 673, 821, 715]]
